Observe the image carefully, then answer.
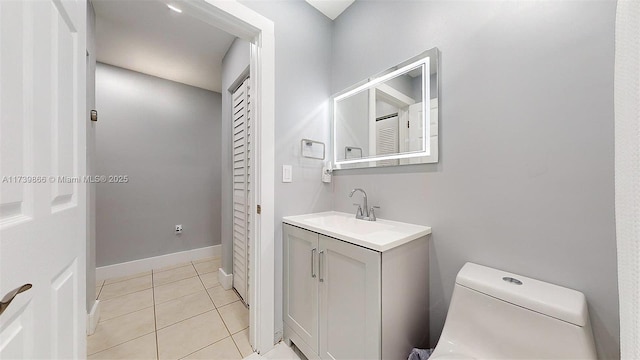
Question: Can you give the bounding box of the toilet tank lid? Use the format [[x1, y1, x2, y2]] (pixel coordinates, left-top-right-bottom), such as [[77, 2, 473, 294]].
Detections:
[[455, 263, 589, 327]]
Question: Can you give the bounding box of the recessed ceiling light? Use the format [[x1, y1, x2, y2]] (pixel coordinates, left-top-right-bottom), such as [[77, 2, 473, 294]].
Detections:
[[167, 4, 182, 13]]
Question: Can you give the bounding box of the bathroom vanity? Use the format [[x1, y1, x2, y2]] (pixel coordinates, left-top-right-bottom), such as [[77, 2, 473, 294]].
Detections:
[[282, 212, 431, 360]]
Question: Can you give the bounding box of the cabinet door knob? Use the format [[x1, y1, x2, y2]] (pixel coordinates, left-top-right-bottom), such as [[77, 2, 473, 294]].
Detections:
[[0, 284, 32, 316], [311, 248, 317, 278]]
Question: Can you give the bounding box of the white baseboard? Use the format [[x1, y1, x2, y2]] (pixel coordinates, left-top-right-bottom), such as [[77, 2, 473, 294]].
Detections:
[[87, 300, 101, 335], [218, 267, 233, 290], [96, 245, 220, 282]]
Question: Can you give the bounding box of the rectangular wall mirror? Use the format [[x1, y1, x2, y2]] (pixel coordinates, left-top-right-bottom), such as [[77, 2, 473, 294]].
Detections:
[[333, 47, 439, 169]]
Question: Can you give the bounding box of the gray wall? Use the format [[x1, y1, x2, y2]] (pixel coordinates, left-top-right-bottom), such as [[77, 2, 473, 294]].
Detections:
[[86, 1, 96, 312], [95, 63, 222, 267], [331, 1, 619, 358], [235, 0, 335, 337], [221, 37, 250, 275]]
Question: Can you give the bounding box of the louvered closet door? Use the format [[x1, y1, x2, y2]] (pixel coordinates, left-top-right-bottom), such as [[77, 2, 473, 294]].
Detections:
[[232, 77, 251, 304], [376, 114, 399, 166]]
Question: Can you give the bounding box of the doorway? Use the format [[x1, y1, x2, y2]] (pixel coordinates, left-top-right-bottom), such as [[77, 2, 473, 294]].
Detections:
[[87, 0, 275, 355]]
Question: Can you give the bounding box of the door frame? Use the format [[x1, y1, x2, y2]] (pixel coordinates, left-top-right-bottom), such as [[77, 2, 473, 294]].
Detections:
[[89, 0, 276, 354]]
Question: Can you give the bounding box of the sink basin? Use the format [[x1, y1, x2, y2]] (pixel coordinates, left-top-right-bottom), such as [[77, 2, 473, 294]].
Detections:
[[304, 214, 393, 235], [282, 211, 431, 252]]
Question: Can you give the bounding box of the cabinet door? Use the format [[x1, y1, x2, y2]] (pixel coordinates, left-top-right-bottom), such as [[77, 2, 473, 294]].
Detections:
[[283, 224, 319, 352], [319, 235, 381, 360]]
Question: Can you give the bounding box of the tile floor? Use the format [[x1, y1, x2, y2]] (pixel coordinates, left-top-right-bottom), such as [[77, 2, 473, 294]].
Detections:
[[88, 257, 254, 360]]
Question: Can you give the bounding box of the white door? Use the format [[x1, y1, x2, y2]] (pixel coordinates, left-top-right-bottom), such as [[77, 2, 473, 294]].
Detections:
[[0, 0, 87, 358], [400, 101, 438, 165], [283, 224, 319, 353], [232, 77, 251, 304], [319, 235, 381, 360]]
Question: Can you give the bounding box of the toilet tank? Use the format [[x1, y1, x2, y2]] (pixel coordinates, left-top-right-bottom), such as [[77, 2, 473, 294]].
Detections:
[[434, 263, 597, 359]]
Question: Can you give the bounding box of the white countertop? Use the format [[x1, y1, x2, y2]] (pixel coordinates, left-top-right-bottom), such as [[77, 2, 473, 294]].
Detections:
[[282, 211, 431, 252]]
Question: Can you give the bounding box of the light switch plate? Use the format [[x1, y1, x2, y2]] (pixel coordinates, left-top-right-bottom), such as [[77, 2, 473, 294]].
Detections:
[[282, 165, 292, 183]]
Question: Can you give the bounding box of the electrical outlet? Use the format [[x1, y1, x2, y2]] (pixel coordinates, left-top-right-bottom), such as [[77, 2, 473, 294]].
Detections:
[[175, 224, 183, 234]]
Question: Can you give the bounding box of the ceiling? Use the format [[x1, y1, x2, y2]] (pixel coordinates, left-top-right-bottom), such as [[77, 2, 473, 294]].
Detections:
[[92, 0, 236, 92], [305, 0, 355, 20]]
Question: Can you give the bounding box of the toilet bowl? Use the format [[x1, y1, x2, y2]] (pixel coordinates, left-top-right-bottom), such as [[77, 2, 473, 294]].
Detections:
[[430, 263, 597, 359]]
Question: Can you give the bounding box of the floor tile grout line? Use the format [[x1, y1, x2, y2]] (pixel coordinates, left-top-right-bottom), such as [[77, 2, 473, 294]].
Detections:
[[177, 335, 236, 360], [216, 306, 236, 339], [98, 285, 153, 302], [216, 306, 238, 356], [153, 289, 206, 307], [195, 270, 218, 277], [153, 288, 212, 310], [87, 330, 155, 357], [230, 330, 246, 357], [153, 262, 197, 275], [155, 307, 217, 332], [192, 258, 220, 275], [151, 270, 160, 360], [193, 266, 217, 274], [198, 273, 219, 308], [102, 271, 151, 286], [198, 270, 236, 347], [98, 304, 155, 324], [152, 272, 207, 305], [230, 325, 249, 336], [153, 264, 199, 288], [100, 285, 151, 299], [217, 300, 249, 339], [99, 286, 153, 310], [153, 274, 201, 291], [156, 263, 196, 274], [197, 268, 217, 274], [193, 258, 221, 266], [153, 273, 200, 288], [94, 291, 155, 324], [218, 299, 242, 311]]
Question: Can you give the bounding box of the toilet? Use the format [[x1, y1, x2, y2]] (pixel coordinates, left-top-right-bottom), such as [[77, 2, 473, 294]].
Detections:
[[430, 263, 598, 359]]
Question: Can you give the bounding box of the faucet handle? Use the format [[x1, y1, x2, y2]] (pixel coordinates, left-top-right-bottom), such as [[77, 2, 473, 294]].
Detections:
[[369, 206, 380, 221], [352, 203, 364, 218]]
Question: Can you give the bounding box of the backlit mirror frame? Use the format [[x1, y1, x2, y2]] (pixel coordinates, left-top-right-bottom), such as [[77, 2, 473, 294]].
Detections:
[[332, 47, 439, 169]]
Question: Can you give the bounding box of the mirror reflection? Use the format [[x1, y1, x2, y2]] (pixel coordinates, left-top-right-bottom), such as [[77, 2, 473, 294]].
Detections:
[[333, 48, 439, 169]]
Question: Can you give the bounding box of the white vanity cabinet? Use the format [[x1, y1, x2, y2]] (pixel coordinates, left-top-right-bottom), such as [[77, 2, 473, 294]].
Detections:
[[283, 212, 431, 360], [318, 233, 381, 360], [283, 224, 320, 354]]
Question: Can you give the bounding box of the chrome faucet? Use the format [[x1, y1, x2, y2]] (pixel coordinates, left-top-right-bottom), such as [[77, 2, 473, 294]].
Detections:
[[349, 188, 378, 221]]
